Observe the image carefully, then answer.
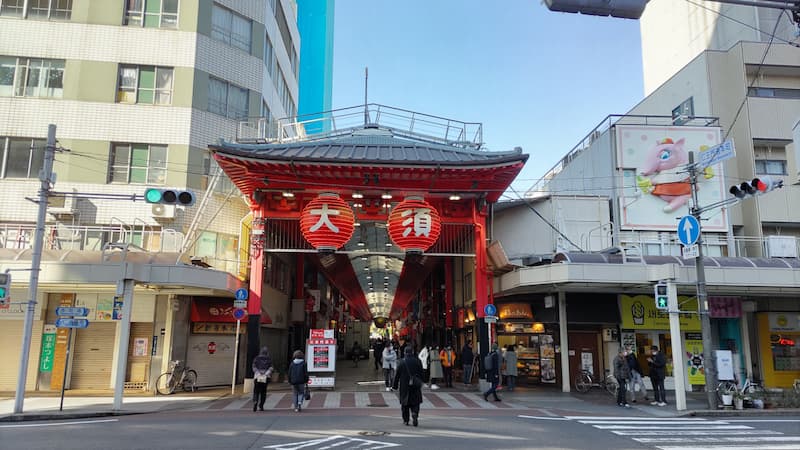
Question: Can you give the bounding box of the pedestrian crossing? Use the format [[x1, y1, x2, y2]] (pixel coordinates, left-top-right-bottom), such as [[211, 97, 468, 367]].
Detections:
[[566, 416, 800, 450], [192, 391, 529, 411]]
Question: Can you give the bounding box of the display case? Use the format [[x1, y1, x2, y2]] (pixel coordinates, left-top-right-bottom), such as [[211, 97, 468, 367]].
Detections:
[[498, 331, 557, 384]]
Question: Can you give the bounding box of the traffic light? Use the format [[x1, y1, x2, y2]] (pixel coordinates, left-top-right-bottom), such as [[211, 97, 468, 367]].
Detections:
[[144, 188, 195, 206], [729, 176, 784, 199], [654, 282, 668, 311], [544, 0, 648, 19], [0, 272, 10, 305]]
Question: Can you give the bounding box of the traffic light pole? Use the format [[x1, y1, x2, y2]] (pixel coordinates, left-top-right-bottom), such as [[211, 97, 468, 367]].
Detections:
[[14, 124, 56, 414], [687, 152, 718, 410]]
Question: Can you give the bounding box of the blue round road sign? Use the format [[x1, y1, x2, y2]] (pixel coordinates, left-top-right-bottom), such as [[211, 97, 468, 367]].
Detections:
[[677, 215, 701, 246], [233, 308, 246, 320], [484, 304, 497, 317], [235, 288, 248, 301]]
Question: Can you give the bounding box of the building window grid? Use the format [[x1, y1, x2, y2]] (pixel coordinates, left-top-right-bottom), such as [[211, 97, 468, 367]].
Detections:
[[211, 3, 252, 53], [0, 0, 70, 19], [117, 65, 174, 105], [109, 143, 167, 185], [125, 0, 179, 28], [208, 76, 249, 120], [203, 155, 236, 194], [0, 56, 64, 98], [0, 137, 46, 179], [747, 87, 800, 99], [755, 159, 787, 175]]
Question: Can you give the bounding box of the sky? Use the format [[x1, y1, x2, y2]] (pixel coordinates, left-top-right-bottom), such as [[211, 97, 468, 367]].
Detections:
[[332, 0, 645, 200]]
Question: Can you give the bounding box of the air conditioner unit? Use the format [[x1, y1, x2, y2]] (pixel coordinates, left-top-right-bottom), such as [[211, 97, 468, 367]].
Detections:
[[49, 193, 77, 217], [151, 204, 175, 219], [766, 235, 798, 258]]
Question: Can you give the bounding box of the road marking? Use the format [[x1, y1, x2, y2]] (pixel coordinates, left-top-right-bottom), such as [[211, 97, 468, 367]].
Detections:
[[264, 434, 400, 450], [593, 425, 753, 430], [518, 415, 571, 421], [722, 419, 800, 423], [578, 420, 732, 425], [655, 445, 800, 450], [565, 416, 710, 420], [634, 436, 800, 444], [0, 418, 118, 428], [371, 414, 487, 421], [612, 430, 783, 436]]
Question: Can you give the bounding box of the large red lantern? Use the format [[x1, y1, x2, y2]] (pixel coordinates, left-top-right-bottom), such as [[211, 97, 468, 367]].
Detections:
[[387, 197, 441, 253], [300, 193, 355, 251]]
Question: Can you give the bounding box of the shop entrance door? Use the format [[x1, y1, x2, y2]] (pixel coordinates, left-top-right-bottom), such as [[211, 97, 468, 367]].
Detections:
[[568, 331, 600, 387]]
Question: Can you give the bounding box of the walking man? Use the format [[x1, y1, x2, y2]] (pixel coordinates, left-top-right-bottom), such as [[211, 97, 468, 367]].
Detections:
[[288, 350, 308, 412], [648, 345, 667, 406], [440, 344, 455, 388], [625, 346, 648, 403], [483, 343, 501, 402], [461, 341, 474, 385], [393, 347, 424, 427], [373, 338, 384, 371], [614, 348, 631, 407]]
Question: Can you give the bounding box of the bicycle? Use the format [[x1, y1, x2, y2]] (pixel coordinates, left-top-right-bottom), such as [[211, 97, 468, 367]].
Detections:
[[156, 360, 197, 395], [715, 376, 765, 404], [574, 369, 618, 395]]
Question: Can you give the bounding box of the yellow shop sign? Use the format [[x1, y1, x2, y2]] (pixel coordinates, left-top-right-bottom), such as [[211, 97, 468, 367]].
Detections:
[[621, 295, 701, 331]]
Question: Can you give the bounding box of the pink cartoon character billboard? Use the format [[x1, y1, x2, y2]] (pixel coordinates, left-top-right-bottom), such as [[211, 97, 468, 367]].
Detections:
[[617, 126, 727, 231]]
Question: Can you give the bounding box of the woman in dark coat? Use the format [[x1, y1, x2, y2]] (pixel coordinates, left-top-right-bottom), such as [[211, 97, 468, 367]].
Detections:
[[251, 346, 273, 412], [392, 347, 424, 427]]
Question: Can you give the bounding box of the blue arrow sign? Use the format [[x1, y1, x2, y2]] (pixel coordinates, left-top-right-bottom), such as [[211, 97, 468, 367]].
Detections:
[[484, 304, 497, 317], [55, 318, 90, 329], [677, 215, 701, 246], [235, 288, 248, 301], [55, 307, 90, 317]]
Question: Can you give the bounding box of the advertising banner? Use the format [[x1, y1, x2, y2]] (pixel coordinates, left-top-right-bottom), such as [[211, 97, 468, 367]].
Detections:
[[620, 295, 701, 331], [685, 332, 706, 385], [616, 125, 726, 231], [39, 324, 57, 372]]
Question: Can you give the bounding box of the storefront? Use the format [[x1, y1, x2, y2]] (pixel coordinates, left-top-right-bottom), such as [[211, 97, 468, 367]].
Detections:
[[619, 294, 703, 391], [495, 301, 558, 385], [757, 312, 800, 388]]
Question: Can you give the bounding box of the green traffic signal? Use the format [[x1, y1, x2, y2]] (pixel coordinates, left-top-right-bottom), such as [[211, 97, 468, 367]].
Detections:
[[0, 287, 6, 297], [656, 297, 668, 309], [145, 188, 163, 203]]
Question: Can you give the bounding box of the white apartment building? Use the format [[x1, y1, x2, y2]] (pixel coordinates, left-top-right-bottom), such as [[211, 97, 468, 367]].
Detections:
[[0, 0, 299, 394]]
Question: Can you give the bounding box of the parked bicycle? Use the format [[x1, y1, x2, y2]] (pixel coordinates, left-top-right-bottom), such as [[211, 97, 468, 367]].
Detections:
[[575, 369, 618, 395], [156, 360, 197, 395], [715, 376, 764, 404]]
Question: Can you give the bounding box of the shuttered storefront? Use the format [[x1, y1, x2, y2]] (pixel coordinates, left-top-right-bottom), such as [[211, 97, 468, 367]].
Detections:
[[0, 321, 43, 390], [186, 333, 237, 387], [70, 322, 116, 389], [127, 322, 154, 387]]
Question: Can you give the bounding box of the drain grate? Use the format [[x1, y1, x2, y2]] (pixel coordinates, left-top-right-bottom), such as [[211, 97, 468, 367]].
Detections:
[[366, 403, 389, 407], [358, 431, 390, 436]]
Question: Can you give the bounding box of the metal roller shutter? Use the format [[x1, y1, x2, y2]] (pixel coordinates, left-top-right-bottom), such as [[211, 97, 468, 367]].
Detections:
[[0, 321, 43, 390], [71, 323, 116, 389], [186, 334, 237, 387]]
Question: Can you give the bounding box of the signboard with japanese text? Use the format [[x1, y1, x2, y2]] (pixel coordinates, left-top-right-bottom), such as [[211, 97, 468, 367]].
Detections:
[[192, 322, 246, 334], [307, 338, 336, 372], [708, 297, 742, 318], [133, 337, 148, 357], [620, 295, 701, 331], [616, 125, 727, 231], [497, 303, 534, 320], [39, 324, 57, 372]]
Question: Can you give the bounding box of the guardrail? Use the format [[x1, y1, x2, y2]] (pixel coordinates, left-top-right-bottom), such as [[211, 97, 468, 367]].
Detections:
[[0, 223, 185, 253]]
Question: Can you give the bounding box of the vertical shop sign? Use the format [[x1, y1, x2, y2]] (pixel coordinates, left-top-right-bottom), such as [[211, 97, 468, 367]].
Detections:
[[39, 324, 57, 372], [685, 332, 705, 385]]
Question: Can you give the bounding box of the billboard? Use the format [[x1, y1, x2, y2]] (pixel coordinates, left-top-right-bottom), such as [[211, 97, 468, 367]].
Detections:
[[616, 125, 727, 231]]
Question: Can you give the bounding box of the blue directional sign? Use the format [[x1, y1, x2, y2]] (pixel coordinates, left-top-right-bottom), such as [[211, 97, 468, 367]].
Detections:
[[55, 318, 89, 329], [55, 307, 90, 317], [235, 288, 248, 301], [233, 308, 246, 320], [677, 215, 701, 246], [484, 304, 497, 317]]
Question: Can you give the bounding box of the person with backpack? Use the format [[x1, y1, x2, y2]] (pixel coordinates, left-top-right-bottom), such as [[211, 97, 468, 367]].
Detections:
[[439, 344, 455, 388], [392, 347, 424, 427], [288, 350, 309, 412], [483, 343, 501, 402], [461, 341, 474, 385], [251, 346, 273, 412]]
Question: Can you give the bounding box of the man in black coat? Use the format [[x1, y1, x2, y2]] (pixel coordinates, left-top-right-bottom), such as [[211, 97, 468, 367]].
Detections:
[[393, 347, 424, 427], [483, 343, 501, 402], [373, 339, 384, 371], [647, 345, 667, 406]]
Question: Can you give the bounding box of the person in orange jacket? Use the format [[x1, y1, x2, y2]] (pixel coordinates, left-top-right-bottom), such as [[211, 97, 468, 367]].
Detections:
[[439, 344, 456, 388]]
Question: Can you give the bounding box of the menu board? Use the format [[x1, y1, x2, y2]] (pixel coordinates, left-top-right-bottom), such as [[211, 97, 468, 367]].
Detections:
[[306, 339, 336, 372]]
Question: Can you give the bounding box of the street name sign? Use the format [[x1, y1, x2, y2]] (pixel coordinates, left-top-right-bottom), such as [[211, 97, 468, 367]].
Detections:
[[55, 318, 90, 329], [682, 244, 699, 259], [55, 307, 90, 317], [698, 140, 735, 169]]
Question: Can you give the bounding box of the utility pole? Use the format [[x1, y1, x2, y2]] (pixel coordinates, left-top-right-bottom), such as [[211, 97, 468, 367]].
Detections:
[[14, 124, 56, 414], [687, 151, 718, 410]]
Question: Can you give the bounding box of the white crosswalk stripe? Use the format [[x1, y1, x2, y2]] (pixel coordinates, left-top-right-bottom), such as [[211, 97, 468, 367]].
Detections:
[[564, 415, 800, 450]]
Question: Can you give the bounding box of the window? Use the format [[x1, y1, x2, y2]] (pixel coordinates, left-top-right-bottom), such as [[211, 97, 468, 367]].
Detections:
[[0, 137, 45, 178], [0, 0, 25, 17], [202, 154, 236, 194], [208, 77, 248, 119], [264, 33, 275, 77], [747, 87, 800, 99], [0, 57, 64, 98], [125, 0, 178, 28], [211, 4, 251, 52], [109, 143, 167, 184], [755, 159, 787, 175], [27, 0, 71, 20], [117, 65, 173, 105]]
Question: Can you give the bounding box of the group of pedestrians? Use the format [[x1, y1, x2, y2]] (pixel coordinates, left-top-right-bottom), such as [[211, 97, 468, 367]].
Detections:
[[251, 346, 310, 413], [613, 345, 667, 408]]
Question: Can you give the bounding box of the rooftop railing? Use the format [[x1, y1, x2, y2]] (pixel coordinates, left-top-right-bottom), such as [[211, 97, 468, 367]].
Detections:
[[237, 103, 484, 149]]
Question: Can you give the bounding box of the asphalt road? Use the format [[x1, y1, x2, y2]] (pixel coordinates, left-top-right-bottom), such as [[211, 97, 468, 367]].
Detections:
[[1, 409, 798, 450]]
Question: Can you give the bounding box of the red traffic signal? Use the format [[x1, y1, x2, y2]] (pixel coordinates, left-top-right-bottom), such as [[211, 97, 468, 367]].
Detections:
[[729, 176, 783, 199]]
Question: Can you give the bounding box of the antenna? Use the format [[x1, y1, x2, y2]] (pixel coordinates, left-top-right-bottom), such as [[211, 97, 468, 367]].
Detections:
[[364, 66, 369, 126]]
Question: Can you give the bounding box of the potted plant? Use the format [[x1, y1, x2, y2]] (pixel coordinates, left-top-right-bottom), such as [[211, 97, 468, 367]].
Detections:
[[733, 390, 745, 410]]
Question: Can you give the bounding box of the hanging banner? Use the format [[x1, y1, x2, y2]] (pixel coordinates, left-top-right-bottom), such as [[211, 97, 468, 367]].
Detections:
[[685, 332, 705, 385], [39, 324, 57, 372]]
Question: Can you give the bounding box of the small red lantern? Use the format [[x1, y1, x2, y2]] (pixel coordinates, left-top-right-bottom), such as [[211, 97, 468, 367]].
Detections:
[[300, 193, 355, 251], [387, 197, 441, 253]]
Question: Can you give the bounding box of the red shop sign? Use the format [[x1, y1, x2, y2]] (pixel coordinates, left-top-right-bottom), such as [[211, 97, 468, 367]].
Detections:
[[387, 197, 441, 253], [299, 193, 355, 251]]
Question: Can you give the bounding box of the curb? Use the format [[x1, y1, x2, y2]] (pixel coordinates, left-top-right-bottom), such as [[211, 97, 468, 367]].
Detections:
[[0, 410, 145, 423], [681, 408, 800, 417]]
